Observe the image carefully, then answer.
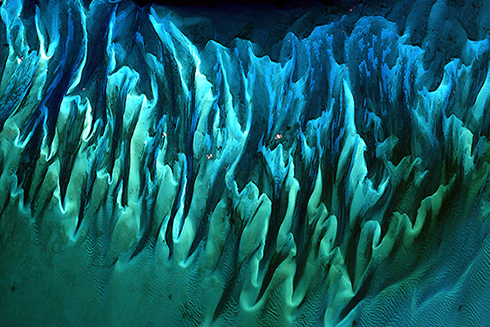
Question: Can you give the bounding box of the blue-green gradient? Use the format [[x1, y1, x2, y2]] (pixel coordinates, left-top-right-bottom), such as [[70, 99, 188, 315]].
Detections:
[[1, 0, 490, 326]]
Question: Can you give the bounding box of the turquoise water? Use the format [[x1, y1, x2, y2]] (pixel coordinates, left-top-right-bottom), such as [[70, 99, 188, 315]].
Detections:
[[0, 0, 489, 326]]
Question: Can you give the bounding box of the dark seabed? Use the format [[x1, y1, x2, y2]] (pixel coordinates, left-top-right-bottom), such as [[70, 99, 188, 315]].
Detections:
[[1, 0, 490, 326]]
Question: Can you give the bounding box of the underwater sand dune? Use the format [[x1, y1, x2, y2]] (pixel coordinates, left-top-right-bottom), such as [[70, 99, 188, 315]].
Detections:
[[1, 0, 490, 325]]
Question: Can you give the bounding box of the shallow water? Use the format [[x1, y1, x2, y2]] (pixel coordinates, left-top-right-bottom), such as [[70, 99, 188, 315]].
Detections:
[[1, 0, 489, 326]]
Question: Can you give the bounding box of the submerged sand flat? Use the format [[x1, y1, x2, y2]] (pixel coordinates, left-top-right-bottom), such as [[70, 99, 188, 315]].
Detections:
[[0, 0, 489, 325]]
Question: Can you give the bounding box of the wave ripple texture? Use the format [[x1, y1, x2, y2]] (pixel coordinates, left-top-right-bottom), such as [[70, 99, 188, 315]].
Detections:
[[1, 0, 490, 326]]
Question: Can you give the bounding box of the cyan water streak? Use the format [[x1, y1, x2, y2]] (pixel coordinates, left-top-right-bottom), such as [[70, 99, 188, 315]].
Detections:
[[1, 0, 490, 326]]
